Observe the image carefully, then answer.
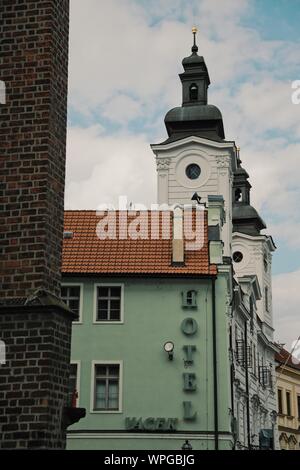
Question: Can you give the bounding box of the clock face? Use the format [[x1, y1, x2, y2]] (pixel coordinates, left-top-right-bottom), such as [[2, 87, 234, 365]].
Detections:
[[185, 163, 201, 180]]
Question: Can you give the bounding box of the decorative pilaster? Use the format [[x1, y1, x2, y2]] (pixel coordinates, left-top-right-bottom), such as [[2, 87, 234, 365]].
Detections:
[[156, 158, 171, 204]]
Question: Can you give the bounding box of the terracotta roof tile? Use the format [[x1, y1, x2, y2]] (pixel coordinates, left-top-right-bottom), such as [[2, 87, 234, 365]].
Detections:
[[275, 347, 300, 371], [62, 210, 217, 276]]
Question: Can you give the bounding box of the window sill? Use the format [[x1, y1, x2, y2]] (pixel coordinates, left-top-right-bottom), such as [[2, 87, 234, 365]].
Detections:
[[90, 410, 123, 414], [93, 321, 124, 325]]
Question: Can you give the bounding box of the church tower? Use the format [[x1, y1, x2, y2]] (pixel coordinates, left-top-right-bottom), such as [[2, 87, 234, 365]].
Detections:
[[151, 29, 238, 257], [232, 150, 276, 337]]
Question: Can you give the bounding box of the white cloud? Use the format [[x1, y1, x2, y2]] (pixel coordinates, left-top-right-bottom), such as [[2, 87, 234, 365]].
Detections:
[[101, 94, 143, 124], [65, 125, 156, 210], [273, 270, 300, 348]]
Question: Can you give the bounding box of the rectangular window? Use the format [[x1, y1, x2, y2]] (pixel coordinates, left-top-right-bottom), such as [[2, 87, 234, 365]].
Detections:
[[286, 391, 291, 416], [278, 389, 283, 415], [253, 344, 257, 376], [94, 364, 120, 411], [96, 286, 122, 322], [297, 395, 300, 419], [61, 285, 81, 322], [68, 363, 78, 407], [259, 365, 271, 388], [236, 339, 246, 366]]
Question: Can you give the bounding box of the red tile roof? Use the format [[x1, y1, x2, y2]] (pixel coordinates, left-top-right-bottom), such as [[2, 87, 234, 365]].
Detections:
[[275, 347, 300, 371], [62, 210, 217, 276]]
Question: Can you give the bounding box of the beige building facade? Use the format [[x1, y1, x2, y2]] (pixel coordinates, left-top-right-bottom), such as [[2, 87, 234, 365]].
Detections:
[[276, 348, 300, 450]]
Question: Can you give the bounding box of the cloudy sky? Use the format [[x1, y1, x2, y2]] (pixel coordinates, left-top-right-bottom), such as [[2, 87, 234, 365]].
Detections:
[[65, 0, 300, 350]]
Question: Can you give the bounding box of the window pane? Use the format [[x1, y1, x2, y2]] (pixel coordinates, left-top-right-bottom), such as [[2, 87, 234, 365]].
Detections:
[[99, 300, 108, 310], [61, 286, 68, 297], [99, 287, 109, 297], [108, 365, 119, 376], [95, 365, 107, 376], [110, 287, 121, 297], [68, 364, 78, 406], [98, 309, 108, 320], [95, 380, 106, 409], [110, 300, 120, 310], [69, 286, 80, 297], [110, 310, 120, 321], [108, 381, 118, 409], [69, 299, 79, 313]]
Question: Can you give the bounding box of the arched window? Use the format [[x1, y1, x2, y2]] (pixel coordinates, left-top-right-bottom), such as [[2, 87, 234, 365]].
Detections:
[[235, 188, 242, 202], [189, 83, 198, 101]]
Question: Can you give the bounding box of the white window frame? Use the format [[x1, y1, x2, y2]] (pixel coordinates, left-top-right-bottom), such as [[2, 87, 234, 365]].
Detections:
[[61, 282, 84, 324], [90, 360, 123, 414], [93, 283, 124, 324], [70, 360, 81, 407]]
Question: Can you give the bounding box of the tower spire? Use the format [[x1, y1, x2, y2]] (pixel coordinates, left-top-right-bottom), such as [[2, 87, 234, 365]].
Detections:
[[192, 26, 198, 53]]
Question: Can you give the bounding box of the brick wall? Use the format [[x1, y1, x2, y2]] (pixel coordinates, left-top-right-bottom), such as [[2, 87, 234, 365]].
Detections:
[[0, 0, 78, 450], [0, 308, 72, 449], [0, 0, 70, 299]]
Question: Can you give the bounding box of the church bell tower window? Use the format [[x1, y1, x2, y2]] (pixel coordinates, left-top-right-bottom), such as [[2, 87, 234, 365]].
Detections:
[[189, 83, 198, 101], [235, 188, 242, 202]]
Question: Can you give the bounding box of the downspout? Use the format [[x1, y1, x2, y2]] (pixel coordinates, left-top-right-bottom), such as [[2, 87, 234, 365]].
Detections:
[[244, 321, 251, 449], [212, 277, 219, 450], [229, 325, 236, 449]]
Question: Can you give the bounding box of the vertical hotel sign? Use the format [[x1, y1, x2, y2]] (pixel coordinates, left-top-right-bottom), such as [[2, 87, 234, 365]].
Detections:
[[181, 292, 198, 421], [125, 290, 200, 430]]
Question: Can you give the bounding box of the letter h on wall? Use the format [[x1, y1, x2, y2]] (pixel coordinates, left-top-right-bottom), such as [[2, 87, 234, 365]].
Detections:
[[182, 290, 197, 308]]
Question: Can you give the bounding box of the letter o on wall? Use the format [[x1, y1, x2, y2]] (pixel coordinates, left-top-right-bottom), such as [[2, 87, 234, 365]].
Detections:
[[181, 318, 198, 336]]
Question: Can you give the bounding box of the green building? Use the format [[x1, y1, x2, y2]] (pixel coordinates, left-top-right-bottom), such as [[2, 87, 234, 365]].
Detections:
[[63, 209, 234, 450]]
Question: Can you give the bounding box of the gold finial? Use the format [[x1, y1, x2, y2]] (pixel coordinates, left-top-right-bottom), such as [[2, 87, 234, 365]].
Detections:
[[192, 27, 198, 52]]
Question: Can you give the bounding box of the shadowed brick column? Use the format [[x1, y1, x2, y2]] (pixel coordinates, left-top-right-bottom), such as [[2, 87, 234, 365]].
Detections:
[[0, 0, 69, 297], [0, 0, 83, 449]]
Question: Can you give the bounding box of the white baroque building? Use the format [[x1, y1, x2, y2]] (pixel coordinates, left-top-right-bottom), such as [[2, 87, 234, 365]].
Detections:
[[151, 31, 279, 450]]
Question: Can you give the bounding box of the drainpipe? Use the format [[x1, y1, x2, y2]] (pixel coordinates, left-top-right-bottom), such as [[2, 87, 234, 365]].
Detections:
[[244, 321, 251, 449], [212, 277, 219, 450], [229, 325, 236, 449]]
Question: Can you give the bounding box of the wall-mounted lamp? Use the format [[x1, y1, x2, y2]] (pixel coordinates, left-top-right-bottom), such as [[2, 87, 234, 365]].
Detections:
[[164, 341, 174, 360], [182, 439, 193, 450], [191, 192, 202, 205]]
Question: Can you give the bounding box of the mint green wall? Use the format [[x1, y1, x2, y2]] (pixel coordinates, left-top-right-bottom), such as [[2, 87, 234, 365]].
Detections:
[[66, 275, 233, 450]]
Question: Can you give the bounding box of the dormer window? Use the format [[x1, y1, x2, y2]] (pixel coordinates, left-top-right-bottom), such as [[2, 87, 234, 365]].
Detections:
[[189, 83, 198, 101], [182, 290, 197, 308]]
